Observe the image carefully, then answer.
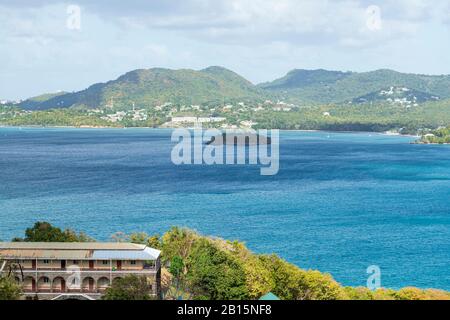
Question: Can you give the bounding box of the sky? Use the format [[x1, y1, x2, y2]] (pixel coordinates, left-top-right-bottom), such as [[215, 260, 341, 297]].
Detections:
[[0, 0, 449, 100]]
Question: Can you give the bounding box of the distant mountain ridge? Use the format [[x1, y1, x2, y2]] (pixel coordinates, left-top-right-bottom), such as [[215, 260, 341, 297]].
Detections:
[[258, 69, 352, 90], [20, 66, 266, 110], [260, 69, 450, 104], [19, 67, 450, 110]]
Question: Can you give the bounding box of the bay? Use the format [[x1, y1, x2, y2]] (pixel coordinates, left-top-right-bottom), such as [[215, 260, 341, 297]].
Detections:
[[0, 127, 449, 290]]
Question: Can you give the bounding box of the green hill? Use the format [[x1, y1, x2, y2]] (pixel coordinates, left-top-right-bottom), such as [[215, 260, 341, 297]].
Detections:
[[19, 92, 67, 109], [26, 92, 67, 102], [18, 67, 450, 111], [259, 69, 450, 105], [20, 67, 267, 110]]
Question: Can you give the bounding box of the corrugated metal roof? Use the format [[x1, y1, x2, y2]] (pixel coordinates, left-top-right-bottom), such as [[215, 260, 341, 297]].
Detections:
[[93, 247, 160, 260], [0, 242, 145, 250], [0, 242, 161, 260], [0, 249, 92, 259]]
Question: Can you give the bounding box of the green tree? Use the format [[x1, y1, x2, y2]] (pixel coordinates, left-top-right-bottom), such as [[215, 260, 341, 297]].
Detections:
[[229, 241, 274, 299], [146, 234, 162, 250], [110, 232, 129, 243], [186, 239, 249, 300], [259, 254, 305, 300], [164, 256, 187, 299], [0, 276, 22, 300], [20, 221, 92, 242], [344, 287, 376, 300], [129, 232, 148, 244], [162, 227, 198, 263], [394, 287, 432, 301], [298, 270, 347, 300], [169, 256, 184, 280], [259, 255, 347, 300], [129, 232, 162, 249], [102, 275, 155, 300], [169, 256, 184, 291]]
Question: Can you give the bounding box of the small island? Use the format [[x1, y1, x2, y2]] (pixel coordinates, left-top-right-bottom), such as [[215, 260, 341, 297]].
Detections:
[[206, 132, 272, 146]]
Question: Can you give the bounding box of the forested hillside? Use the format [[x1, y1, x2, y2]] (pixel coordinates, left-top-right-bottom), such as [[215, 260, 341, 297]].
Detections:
[[18, 67, 450, 110], [260, 69, 450, 104], [19, 67, 268, 110]]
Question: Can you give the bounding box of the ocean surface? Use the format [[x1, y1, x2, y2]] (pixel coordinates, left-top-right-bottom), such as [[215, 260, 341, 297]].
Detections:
[[1, 127, 449, 290]]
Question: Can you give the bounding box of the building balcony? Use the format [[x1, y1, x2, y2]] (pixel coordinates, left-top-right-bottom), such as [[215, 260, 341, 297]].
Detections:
[[13, 268, 157, 275], [23, 288, 105, 295]]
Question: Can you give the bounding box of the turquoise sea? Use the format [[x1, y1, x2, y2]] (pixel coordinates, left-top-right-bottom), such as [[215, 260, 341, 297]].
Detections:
[[0, 127, 449, 290]]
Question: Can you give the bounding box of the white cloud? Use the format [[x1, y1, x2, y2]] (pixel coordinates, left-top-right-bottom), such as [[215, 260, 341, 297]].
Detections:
[[78, 0, 448, 48], [0, 0, 449, 100], [1, 0, 447, 48]]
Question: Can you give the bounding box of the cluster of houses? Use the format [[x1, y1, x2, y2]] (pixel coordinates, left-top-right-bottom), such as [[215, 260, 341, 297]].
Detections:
[[154, 100, 295, 128], [164, 117, 259, 129], [94, 99, 298, 127], [1, 98, 298, 128], [0, 99, 23, 105], [0, 109, 32, 119], [100, 109, 148, 123], [170, 116, 227, 125]]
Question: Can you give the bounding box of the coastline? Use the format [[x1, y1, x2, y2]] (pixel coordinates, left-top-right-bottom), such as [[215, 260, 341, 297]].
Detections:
[[0, 124, 420, 138], [413, 141, 450, 145]]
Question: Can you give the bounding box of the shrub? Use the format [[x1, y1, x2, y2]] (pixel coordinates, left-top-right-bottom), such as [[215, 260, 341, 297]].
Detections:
[[186, 239, 249, 300], [102, 275, 155, 300], [0, 276, 22, 300]]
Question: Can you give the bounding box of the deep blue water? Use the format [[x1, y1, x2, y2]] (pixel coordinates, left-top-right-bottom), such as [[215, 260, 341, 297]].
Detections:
[[1, 127, 449, 290]]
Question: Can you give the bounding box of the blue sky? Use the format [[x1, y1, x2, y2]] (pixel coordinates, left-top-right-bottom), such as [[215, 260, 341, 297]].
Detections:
[[0, 0, 449, 100]]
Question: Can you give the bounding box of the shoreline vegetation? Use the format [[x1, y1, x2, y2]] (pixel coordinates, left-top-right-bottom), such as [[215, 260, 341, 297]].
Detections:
[[0, 124, 420, 139], [0, 102, 444, 142], [414, 126, 450, 144], [1, 222, 450, 300]]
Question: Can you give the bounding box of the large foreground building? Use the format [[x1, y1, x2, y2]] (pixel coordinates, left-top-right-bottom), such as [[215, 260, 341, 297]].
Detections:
[[0, 242, 161, 300]]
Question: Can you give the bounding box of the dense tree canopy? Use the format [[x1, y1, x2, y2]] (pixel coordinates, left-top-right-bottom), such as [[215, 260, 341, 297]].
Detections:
[[160, 227, 450, 301], [102, 275, 155, 300], [129, 232, 162, 250], [419, 126, 450, 144], [0, 276, 22, 300], [185, 238, 249, 300], [13, 221, 93, 242], [3, 98, 450, 135]]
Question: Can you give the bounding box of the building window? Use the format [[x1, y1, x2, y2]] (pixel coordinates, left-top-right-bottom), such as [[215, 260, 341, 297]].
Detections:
[[43, 278, 50, 283], [102, 260, 109, 265], [43, 260, 50, 264], [73, 260, 78, 265], [130, 261, 136, 265]]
